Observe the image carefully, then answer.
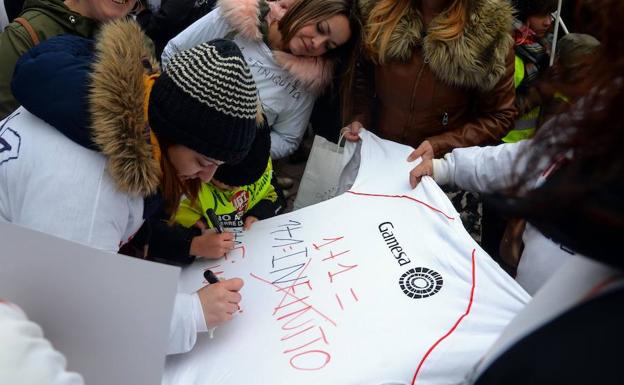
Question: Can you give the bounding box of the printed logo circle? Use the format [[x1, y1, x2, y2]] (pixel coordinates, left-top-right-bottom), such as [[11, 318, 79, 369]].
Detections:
[[399, 267, 443, 299]]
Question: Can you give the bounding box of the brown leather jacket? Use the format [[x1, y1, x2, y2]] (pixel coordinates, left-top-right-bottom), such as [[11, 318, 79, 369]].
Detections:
[[353, 0, 517, 157]]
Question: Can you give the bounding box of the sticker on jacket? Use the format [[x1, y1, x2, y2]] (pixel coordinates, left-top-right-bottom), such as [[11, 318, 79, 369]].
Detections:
[[0, 112, 21, 166]]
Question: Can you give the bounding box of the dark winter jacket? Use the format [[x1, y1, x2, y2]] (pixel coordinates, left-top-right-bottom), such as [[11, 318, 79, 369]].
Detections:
[[0, 0, 98, 119], [11, 28, 96, 149], [4, 0, 25, 21], [473, 285, 624, 385], [136, 0, 216, 59]]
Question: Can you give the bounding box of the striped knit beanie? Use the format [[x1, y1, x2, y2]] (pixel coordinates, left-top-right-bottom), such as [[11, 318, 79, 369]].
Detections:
[[148, 39, 261, 164]]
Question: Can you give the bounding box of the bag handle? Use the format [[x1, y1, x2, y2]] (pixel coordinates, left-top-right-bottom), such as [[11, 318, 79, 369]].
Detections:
[[337, 131, 347, 148], [14, 17, 40, 45], [328, 131, 349, 185]]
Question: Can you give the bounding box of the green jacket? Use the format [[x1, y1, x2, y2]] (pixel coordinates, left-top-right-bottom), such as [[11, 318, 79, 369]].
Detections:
[[0, 0, 98, 119]]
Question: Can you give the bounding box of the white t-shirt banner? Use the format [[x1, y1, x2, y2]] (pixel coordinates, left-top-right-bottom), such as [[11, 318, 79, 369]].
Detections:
[[163, 131, 530, 385]]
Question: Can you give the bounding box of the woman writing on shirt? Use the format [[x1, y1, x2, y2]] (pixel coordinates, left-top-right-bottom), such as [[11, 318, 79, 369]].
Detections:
[[3, 21, 262, 354]]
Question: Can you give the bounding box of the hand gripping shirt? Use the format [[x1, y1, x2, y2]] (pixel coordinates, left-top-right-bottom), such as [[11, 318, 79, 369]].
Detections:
[[162, 131, 530, 385]]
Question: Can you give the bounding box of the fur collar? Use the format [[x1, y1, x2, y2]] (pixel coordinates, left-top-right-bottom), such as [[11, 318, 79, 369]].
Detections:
[[359, 0, 514, 91], [89, 19, 161, 197], [218, 0, 333, 93]]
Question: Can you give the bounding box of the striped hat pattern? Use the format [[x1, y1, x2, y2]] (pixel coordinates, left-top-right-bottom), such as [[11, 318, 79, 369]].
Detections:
[[149, 39, 260, 164], [166, 42, 259, 120]]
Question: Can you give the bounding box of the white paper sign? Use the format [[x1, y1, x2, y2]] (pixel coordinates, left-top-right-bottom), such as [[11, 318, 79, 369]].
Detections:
[[163, 132, 530, 385], [0, 222, 180, 385]]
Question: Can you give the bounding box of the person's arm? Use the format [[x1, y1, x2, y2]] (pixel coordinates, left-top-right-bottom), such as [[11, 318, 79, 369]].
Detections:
[[167, 279, 243, 355], [169, 188, 235, 259], [427, 48, 518, 157], [0, 22, 34, 119], [269, 94, 314, 160], [431, 139, 532, 193], [161, 5, 232, 67], [167, 293, 204, 355], [0, 302, 85, 385], [349, 53, 376, 129], [343, 54, 376, 141], [147, 219, 201, 265]]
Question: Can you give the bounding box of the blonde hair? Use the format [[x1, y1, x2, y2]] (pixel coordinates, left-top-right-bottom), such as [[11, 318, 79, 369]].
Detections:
[[364, 0, 468, 64]]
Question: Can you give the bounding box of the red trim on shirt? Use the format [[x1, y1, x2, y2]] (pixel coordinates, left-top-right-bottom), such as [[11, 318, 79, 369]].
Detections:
[[541, 154, 568, 178], [346, 191, 455, 220], [411, 249, 477, 385], [582, 274, 624, 301]]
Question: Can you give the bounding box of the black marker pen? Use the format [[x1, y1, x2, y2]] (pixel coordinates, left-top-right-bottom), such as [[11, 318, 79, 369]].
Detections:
[[203, 269, 219, 284], [206, 208, 224, 234], [201, 269, 220, 338]]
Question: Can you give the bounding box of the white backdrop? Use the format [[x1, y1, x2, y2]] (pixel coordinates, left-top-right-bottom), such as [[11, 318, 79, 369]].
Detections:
[[163, 131, 530, 385], [0, 222, 180, 385]]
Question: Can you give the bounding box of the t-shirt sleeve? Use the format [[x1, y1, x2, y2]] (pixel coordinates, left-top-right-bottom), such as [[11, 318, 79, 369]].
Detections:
[[269, 92, 315, 160], [0, 302, 85, 385]]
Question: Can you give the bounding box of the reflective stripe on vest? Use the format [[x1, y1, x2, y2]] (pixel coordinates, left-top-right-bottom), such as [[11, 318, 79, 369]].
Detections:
[[554, 91, 570, 103], [503, 56, 538, 143], [513, 55, 524, 89]]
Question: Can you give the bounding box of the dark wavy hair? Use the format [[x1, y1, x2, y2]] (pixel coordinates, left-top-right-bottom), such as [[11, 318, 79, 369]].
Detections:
[[512, 0, 559, 22], [489, 0, 624, 267]]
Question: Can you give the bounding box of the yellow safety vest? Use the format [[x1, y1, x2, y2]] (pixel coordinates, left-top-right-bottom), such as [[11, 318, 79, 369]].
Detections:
[[502, 55, 539, 143], [175, 159, 277, 228]]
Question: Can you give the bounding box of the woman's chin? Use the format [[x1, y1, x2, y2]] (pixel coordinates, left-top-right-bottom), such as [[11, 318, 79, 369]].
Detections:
[[286, 43, 302, 56]]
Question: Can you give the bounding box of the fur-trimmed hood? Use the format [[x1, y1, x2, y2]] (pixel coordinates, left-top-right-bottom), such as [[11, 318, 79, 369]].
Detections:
[[11, 19, 161, 197], [359, 0, 514, 91], [89, 20, 161, 197], [217, 0, 333, 92]]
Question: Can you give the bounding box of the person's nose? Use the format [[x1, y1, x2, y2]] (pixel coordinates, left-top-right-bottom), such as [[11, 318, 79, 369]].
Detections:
[[312, 36, 329, 55], [544, 16, 553, 28]]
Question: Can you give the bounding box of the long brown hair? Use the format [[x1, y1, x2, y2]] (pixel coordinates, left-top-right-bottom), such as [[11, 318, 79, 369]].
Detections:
[[158, 138, 201, 222], [278, 0, 362, 128], [364, 0, 468, 65], [278, 0, 355, 48]]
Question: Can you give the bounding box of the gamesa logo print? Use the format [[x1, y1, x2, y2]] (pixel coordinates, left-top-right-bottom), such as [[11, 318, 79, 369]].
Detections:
[[399, 267, 443, 299], [0, 113, 21, 166]]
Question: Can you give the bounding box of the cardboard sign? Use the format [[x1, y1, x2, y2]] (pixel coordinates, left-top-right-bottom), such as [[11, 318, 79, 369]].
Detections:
[[163, 132, 530, 385], [0, 222, 180, 385]]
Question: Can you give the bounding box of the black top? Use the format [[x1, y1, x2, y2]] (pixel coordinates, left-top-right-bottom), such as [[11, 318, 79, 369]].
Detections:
[[474, 286, 624, 385], [136, 0, 216, 60]]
